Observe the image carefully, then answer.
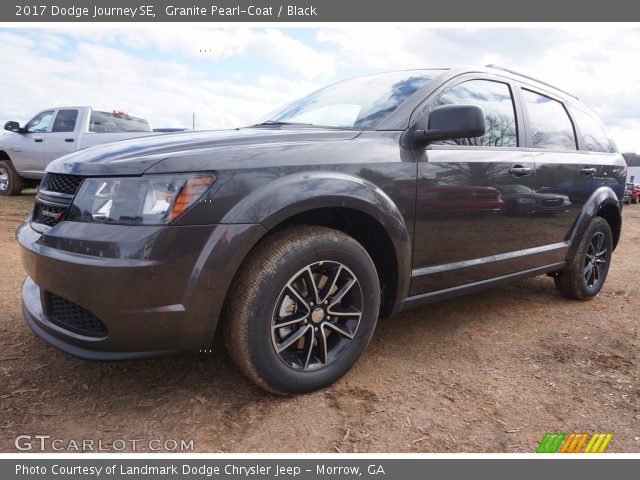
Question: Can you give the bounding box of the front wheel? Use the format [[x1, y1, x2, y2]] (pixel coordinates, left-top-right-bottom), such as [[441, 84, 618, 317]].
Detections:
[[223, 225, 380, 395], [0, 160, 23, 196], [554, 217, 613, 300]]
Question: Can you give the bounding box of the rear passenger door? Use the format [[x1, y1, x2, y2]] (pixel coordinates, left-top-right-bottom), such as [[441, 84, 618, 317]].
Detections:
[[519, 88, 606, 258]]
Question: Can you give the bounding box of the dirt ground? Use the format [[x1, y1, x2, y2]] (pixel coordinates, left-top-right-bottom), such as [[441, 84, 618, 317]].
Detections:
[[0, 191, 638, 453]]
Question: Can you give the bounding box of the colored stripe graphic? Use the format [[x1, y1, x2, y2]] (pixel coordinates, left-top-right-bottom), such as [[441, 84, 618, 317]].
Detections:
[[537, 433, 612, 453]]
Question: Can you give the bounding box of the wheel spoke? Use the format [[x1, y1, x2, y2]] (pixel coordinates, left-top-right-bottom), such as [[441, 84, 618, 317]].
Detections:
[[327, 304, 362, 319], [318, 326, 329, 365], [320, 265, 342, 302], [594, 232, 604, 253], [285, 284, 311, 314], [301, 267, 321, 305], [324, 322, 355, 340], [276, 325, 311, 353], [593, 263, 601, 282], [273, 311, 308, 330], [302, 327, 315, 369], [584, 264, 593, 284], [329, 275, 357, 307]]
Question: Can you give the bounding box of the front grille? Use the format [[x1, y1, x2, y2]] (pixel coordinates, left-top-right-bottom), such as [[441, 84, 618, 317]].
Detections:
[[31, 173, 84, 229], [33, 203, 66, 227], [40, 173, 84, 196], [46, 293, 108, 338]]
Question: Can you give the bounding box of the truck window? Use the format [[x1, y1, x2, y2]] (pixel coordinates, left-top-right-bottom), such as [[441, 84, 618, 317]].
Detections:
[[89, 111, 151, 133], [431, 79, 518, 147], [570, 107, 616, 153], [522, 89, 577, 150], [52, 110, 79, 133], [25, 111, 54, 133]]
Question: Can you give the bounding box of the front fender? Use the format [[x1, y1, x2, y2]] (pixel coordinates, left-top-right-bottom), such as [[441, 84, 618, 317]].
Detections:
[[220, 171, 413, 306], [566, 186, 621, 260]]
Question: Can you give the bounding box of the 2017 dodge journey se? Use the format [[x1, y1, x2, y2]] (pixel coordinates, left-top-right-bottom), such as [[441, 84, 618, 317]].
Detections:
[[17, 66, 626, 394]]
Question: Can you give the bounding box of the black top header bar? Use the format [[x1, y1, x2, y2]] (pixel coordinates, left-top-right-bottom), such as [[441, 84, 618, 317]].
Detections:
[[3, 0, 640, 22]]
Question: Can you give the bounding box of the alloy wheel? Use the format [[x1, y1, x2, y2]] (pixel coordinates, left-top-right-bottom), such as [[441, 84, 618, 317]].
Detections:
[[583, 231, 608, 288], [271, 261, 363, 371], [0, 167, 8, 192]]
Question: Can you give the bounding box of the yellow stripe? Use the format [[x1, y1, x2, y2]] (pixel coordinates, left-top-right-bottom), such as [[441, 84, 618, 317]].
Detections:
[[584, 434, 598, 453], [590, 434, 605, 453], [572, 433, 589, 453], [598, 434, 613, 453]]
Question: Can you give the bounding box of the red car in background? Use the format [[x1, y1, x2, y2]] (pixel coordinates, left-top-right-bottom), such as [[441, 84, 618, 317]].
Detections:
[[625, 183, 640, 204]]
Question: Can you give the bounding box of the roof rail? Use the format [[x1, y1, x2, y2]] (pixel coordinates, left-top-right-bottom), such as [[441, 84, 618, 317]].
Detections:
[[485, 64, 579, 100]]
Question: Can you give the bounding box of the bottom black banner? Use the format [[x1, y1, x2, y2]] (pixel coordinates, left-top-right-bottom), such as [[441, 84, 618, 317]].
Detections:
[[3, 458, 639, 479]]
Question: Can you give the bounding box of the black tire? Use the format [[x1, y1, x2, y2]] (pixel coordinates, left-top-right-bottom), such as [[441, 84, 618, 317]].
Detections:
[[223, 225, 380, 395], [0, 160, 23, 196], [554, 217, 612, 300]]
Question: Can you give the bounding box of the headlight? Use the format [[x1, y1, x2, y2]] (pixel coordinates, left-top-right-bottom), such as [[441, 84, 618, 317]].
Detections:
[[68, 174, 215, 225]]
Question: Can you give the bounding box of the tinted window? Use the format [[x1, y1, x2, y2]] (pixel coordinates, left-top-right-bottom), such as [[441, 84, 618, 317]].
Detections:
[[89, 111, 151, 133], [522, 90, 576, 150], [25, 110, 54, 133], [432, 79, 517, 147], [52, 109, 78, 133], [262, 71, 435, 129], [570, 107, 615, 153]]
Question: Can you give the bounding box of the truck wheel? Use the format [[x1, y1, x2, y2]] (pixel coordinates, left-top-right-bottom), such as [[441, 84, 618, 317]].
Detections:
[[224, 225, 380, 395], [554, 217, 612, 300], [0, 160, 23, 196]]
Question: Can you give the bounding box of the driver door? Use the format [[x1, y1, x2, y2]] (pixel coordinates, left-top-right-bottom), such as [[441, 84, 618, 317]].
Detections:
[[9, 110, 54, 174]]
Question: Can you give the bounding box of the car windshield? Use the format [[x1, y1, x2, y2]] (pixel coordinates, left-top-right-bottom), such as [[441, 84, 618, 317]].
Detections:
[[257, 71, 437, 129]]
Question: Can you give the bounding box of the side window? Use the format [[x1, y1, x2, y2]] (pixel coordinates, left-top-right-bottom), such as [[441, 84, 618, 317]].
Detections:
[[522, 90, 576, 150], [25, 111, 54, 133], [570, 107, 615, 153], [432, 79, 518, 147], [52, 109, 79, 133]]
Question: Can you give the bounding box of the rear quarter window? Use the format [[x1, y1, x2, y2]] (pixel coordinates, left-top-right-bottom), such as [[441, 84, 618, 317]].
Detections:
[[89, 111, 151, 133], [570, 107, 616, 153]]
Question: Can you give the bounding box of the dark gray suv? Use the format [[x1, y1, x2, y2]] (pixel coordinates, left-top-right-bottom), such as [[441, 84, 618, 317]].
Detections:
[[17, 66, 626, 394]]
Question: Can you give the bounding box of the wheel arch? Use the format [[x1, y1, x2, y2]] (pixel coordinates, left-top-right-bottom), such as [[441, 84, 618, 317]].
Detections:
[[0, 150, 12, 161], [566, 186, 621, 263], [219, 172, 413, 319]]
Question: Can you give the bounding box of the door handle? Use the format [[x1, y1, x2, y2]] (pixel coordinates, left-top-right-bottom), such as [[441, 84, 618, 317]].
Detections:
[[581, 167, 597, 177], [34, 138, 43, 143], [65, 138, 74, 142], [508, 165, 533, 177]]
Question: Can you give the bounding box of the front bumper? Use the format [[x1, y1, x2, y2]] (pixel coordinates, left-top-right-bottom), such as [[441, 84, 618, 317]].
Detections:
[[18, 219, 266, 359]]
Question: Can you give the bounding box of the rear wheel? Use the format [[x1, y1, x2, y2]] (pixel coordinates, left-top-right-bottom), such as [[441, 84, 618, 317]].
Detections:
[[223, 225, 380, 395], [554, 217, 612, 300], [0, 160, 23, 196]]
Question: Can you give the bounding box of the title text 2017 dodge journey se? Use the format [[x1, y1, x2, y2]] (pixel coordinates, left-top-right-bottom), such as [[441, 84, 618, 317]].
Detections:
[[17, 66, 625, 394]]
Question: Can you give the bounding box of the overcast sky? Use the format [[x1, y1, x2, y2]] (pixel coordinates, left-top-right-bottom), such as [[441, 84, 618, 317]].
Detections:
[[0, 26, 639, 152]]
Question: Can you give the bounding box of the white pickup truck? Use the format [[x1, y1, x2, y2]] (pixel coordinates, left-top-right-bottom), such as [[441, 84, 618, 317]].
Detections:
[[0, 107, 159, 195]]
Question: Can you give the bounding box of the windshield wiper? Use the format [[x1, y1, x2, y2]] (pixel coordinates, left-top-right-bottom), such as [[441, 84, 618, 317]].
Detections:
[[252, 121, 315, 127]]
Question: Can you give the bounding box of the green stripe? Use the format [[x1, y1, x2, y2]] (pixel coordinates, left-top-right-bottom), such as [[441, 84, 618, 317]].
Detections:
[[537, 433, 552, 453], [548, 433, 566, 453]]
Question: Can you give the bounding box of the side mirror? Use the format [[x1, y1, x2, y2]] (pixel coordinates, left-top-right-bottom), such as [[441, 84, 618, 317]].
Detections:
[[414, 104, 485, 146], [4, 121, 22, 133]]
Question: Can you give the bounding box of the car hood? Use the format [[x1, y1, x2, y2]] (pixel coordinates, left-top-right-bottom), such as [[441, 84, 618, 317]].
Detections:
[[47, 127, 361, 176]]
